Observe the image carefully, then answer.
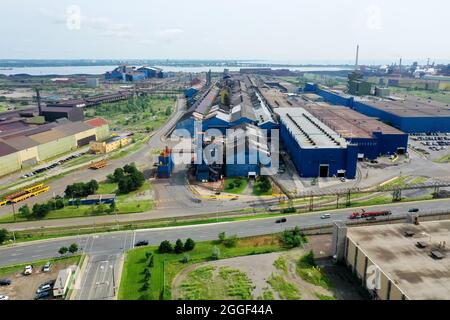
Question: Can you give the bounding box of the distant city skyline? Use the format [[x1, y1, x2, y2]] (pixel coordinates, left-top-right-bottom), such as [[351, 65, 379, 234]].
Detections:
[[2, 0, 450, 65]]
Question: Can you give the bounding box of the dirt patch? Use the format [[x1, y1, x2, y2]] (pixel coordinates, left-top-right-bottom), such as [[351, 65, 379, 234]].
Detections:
[[0, 260, 77, 300]]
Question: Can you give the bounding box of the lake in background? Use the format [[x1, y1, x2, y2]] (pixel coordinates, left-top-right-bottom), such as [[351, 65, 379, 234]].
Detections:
[[0, 65, 352, 76]]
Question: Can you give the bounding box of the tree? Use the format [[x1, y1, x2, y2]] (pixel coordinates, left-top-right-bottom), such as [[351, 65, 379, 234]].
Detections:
[[113, 168, 125, 182], [211, 246, 220, 260], [58, 246, 68, 256], [68, 243, 79, 254], [174, 239, 184, 254], [18, 205, 31, 218], [55, 198, 65, 209], [158, 240, 173, 253], [75, 198, 81, 208], [181, 254, 190, 264], [218, 232, 226, 242], [223, 235, 238, 248], [0, 229, 9, 244], [184, 238, 195, 251]]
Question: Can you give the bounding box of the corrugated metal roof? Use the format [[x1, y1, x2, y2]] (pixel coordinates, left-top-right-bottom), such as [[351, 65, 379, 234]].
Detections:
[[85, 117, 108, 127], [29, 129, 69, 144], [0, 140, 18, 157], [3, 135, 39, 150], [53, 121, 94, 136]]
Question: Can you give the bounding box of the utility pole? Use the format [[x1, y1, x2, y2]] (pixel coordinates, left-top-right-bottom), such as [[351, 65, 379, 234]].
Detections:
[[12, 203, 16, 223]]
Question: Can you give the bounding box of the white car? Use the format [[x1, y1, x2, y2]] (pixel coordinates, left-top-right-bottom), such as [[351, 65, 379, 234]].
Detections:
[[0, 295, 9, 300], [24, 265, 33, 275], [321, 214, 331, 219], [43, 262, 51, 273]]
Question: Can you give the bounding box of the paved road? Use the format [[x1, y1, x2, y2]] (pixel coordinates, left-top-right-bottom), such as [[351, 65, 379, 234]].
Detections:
[[2, 198, 450, 268], [75, 254, 122, 300]]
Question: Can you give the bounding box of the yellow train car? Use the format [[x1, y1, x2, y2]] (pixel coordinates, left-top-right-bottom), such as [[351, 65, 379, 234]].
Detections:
[[24, 183, 45, 193], [10, 185, 50, 204], [0, 200, 8, 207]]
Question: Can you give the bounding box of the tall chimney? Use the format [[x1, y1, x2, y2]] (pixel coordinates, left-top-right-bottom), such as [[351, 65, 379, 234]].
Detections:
[[35, 88, 42, 116], [355, 44, 359, 68]]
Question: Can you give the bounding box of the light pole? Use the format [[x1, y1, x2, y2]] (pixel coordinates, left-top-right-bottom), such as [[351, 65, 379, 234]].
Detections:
[[12, 203, 16, 223]]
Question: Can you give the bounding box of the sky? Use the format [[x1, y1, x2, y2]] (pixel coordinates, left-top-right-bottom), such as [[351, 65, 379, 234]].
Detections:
[[1, 0, 449, 64]]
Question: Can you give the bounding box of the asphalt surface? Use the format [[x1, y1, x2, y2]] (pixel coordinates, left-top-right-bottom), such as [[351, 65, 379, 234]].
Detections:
[[2, 198, 450, 268]]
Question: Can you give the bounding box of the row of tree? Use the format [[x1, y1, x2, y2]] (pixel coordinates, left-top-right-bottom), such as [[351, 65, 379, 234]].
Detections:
[[158, 238, 196, 254], [64, 180, 99, 198], [18, 197, 65, 220], [58, 243, 79, 255]]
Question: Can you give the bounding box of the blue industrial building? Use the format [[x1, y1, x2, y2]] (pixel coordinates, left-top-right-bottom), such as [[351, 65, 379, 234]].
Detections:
[[296, 97, 409, 159], [194, 123, 272, 181], [105, 65, 163, 82], [275, 108, 358, 179], [304, 83, 450, 133], [68, 194, 116, 206], [157, 147, 174, 178]]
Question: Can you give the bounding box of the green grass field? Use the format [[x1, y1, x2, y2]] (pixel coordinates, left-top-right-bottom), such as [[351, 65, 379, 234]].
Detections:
[[118, 235, 283, 300], [179, 265, 255, 300], [267, 273, 301, 300], [0, 181, 154, 223], [224, 177, 248, 194]]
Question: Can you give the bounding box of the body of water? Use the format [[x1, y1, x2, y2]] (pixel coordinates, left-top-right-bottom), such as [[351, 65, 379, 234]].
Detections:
[[0, 65, 352, 76]]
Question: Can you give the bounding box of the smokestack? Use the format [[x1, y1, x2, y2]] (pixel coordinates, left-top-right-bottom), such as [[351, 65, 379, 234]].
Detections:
[[355, 44, 359, 68], [399, 57, 402, 76], [35, 88, 42, 116]]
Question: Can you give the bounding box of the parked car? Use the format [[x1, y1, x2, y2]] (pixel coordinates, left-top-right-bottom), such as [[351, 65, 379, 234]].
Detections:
[[135, 240, 149, 247], [275, 218, 287, 223], [321, 214, 331, 219], [42, 262, 51, 273], [366, 216, 377, 221], [24, 265, 33, 275], [36, 281, 54, 294], [0, 295, 9, 300], [0, 279, 11, 286], [34, 291, 52, 300], [408, 208, 419, 213]]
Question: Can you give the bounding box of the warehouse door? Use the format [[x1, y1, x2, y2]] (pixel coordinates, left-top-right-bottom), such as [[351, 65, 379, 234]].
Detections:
[[319, 165, 329, 178], [396, 148, 406, 155]]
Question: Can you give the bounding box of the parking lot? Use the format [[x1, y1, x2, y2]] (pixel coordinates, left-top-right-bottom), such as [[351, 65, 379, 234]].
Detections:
[[20, 151, 89, 179], [0, 259, 78, 300], [409, 133, 450, 160]]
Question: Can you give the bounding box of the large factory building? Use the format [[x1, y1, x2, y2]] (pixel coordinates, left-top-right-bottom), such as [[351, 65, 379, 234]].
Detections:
[[275, 108, 358, 179], [305, 83, 450, 133], [0, 118, 110, 177], [333, 219, 450, 300], [297, 95, 409, 159]]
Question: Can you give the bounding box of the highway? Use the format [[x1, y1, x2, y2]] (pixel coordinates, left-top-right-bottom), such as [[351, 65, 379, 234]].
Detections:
[[2, 198, 450, 299], [2, 198, 450, 267]]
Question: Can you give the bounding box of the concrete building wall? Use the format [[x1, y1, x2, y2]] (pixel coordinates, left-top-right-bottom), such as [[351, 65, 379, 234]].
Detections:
[[37, 135, 76, 161], [94, 124, 110, 141], [17, 147, 39, 163], [345, 236, 408, 300], [0, 152, 21, 176]]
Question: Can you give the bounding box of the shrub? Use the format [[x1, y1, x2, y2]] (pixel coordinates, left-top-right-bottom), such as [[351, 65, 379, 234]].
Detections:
[[0, 229, 9, 244], [218, 232, 226, 242], [58, 246, 68, 255], [211, 246, 220, 260], [184, 238, 196, 251], [181, 254, 190, 264], [175, 239, 184, 254], [223, 235, 238, 248], [68, 243, 79, 254], [158, 240, 173, 253], [279, 226, 307, 248]]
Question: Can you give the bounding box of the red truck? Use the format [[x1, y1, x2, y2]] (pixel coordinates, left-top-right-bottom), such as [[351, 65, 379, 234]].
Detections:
[[348, 209, 392, 219]]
